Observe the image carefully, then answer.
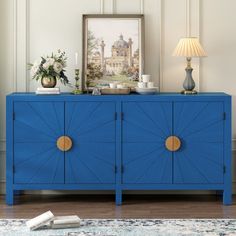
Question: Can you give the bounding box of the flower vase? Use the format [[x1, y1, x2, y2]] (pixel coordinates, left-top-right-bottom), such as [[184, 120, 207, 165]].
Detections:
[[41, 76, 57, 88]]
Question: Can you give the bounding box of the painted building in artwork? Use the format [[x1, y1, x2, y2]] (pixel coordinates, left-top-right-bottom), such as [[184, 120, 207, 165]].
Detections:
[[90, 34, 139, 77]]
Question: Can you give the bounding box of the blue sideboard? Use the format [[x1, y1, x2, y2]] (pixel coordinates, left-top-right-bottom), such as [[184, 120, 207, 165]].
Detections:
[[6, 93, 232, 205]]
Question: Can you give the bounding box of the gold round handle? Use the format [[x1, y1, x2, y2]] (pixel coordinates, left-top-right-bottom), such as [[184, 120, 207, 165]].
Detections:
[[57, 136, 73, 152], [165, 136, 181, 152]]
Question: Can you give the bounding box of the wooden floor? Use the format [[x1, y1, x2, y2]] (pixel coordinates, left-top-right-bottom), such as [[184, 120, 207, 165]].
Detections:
[[0, 194, 235, 219]]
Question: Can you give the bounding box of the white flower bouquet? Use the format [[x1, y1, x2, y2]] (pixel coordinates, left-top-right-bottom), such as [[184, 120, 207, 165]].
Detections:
[[29, 50, 69, 87]]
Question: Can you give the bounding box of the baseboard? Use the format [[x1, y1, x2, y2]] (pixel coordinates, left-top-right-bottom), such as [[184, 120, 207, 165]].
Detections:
[[1, 182, 235, 195]]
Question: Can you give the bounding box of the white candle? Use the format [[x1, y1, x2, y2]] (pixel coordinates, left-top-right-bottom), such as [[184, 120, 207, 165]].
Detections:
[[75, 52, 78, 66]]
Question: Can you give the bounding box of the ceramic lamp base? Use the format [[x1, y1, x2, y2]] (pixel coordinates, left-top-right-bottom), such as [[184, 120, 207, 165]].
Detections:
[[181, 90, 198, 95], [181, 58, 197, 95]]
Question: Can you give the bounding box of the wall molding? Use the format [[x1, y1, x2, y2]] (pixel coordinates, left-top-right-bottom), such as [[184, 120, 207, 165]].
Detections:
[[186, 0, 190, 37], [140, 0, 144, 14], [192, 0, 200, 92], [187, 0, 200, 92], [159, 0, 163, 91], [196, 0, 200, 91], [25, 0, 30, 92], [111, 0, 116, 14], [15, 0, 28, 92], [13, 0, 17, 92], [100, 0, 104, 14]]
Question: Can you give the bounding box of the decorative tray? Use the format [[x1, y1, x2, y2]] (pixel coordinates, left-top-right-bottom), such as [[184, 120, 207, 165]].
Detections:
[[101, 88, 131, 95], [135, 87, 159, 95]]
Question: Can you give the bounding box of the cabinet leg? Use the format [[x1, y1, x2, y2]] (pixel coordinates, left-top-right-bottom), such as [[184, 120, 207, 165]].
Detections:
[[223, 188, 232, 205], [116, 189, 122, 205], [6, 188, 14, 205]]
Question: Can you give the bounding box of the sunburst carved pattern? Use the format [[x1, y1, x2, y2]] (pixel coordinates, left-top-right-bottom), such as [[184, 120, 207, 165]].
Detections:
[[122, 102, 173, 184], [65, 102, 116, 184], [14, 102, 65, 184], [173, 102, 224, 184]]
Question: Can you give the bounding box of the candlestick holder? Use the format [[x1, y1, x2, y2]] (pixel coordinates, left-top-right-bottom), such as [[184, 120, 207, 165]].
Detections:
[[72, 69, 83, 94]]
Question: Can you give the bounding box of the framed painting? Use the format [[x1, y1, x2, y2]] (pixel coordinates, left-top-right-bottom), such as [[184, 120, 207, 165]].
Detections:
[[82, 14, 144, 91]]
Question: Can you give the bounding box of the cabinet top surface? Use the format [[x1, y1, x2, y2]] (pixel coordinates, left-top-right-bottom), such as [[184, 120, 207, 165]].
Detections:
[[7, 92, 230, 97], [6, 92, 231, 103]]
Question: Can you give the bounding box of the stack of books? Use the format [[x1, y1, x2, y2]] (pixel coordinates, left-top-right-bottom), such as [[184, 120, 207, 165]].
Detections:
[[36, 87, 60, 95], [26, 211, 81, 231]]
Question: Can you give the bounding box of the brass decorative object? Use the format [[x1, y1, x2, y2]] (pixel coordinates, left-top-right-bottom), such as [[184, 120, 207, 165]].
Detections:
[[72, 69, 83, 94], [165, 136, 181, 152], [57, 136, 73, 152]]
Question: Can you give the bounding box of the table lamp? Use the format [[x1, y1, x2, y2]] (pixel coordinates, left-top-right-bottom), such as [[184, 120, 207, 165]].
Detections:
[[173, 37, 207, 94]]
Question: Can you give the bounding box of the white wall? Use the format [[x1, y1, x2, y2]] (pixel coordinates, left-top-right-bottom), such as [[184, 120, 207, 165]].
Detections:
[[0, 0, 235, 193], [0, 0, 14, 189]]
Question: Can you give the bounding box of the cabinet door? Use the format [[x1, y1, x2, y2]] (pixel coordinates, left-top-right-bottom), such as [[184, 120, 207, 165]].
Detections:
[[122, 102, 172, 184], [65, 102, 116, 184], [14, 102, 64, 184], [173, 102, 224, 184]]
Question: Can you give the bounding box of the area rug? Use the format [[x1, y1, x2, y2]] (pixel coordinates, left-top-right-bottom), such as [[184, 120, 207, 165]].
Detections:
[[0, 219, 236, 236]]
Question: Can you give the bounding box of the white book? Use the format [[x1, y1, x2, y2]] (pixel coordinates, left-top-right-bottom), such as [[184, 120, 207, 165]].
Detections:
[[36, 87, 60, 92], [26, 211, 54, 231], [36, 91, 60, 95], [36, 87, 60, 95], [26, 212, 81, 230], [51, 215, 80, 229]]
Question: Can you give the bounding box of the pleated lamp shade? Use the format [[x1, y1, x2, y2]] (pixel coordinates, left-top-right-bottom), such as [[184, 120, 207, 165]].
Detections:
[[173, 37, 207, 57]]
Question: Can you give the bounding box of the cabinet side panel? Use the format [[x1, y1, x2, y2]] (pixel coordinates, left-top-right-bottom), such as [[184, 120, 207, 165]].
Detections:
[[6, 97, 14, 204], [223, 98, 232, 204]]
